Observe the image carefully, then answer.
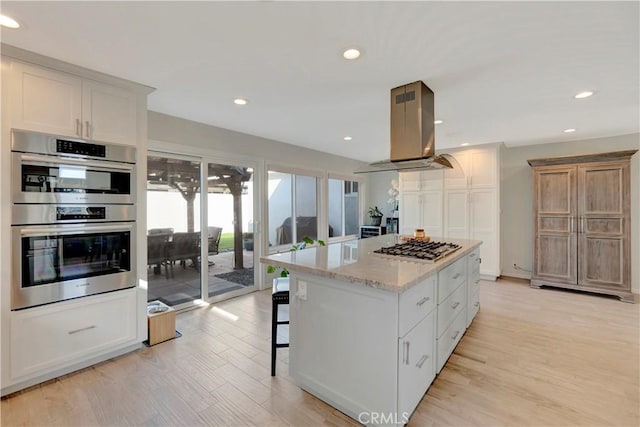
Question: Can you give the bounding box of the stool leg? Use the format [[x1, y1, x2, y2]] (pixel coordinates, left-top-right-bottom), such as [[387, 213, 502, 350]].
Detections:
[[271, 299, 277, 376]]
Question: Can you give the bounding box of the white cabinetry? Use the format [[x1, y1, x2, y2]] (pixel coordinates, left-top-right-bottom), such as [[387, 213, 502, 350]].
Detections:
[[398, 311, 435, 418], [466, 248, 481, 328], [10, 289, 137, 381], [399, 170, 444, 237], [9, 61, 138, 146], [436, 256, 467, 373], [400, 144, 500, 279]]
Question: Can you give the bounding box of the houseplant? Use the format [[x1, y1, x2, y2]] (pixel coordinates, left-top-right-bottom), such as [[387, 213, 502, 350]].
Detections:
[[267, 236, 326, 277], [368, 206, 383, 226]]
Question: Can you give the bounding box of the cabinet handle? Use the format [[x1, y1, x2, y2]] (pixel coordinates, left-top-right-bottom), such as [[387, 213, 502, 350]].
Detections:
[[474, 279, 480, 285], [416, 296, 430, 306], [85, 121, 91, 139], [452, 273, 461, 280], [416, 355, 429, 369], [403, 341, 410, 365], [474, 302, 480, 307], [75, 118, 82, 137], [451, 330, 460, 341], [68, 325, 96, 335], [452, 301, 460, 309], [580, 216, 585, 234], [570, 216, 575, 233]]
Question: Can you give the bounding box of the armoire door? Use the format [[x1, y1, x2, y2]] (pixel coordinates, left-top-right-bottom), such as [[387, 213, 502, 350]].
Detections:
[[533, 166, 577, 284], [577, 163, 630, 290]]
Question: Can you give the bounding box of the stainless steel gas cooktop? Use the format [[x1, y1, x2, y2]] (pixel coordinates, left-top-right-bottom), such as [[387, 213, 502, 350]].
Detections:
[[373, 241, 461, 262]]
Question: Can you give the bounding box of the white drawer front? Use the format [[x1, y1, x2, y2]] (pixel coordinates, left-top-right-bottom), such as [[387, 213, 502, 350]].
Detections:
[[469, 275, 481, 296], [467, 290, 480, 328], [11, 290, 137, 379], [467, 248, 480, 272], [437, 282, 467, 337], [436, 309, 466, 373], [438, 258, 466, 303], [398, 311, 436, 417], [399, 275, 436, 336]]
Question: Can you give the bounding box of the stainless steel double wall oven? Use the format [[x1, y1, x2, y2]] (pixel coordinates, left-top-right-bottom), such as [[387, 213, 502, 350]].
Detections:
[[11, 130, 137, 310]]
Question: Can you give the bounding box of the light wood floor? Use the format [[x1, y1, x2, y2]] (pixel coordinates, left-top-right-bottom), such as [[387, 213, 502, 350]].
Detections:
[[2, 278, 638, 426]]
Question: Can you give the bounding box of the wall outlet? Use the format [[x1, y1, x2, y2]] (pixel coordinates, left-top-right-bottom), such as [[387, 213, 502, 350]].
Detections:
[[297, 281, 308, 300]]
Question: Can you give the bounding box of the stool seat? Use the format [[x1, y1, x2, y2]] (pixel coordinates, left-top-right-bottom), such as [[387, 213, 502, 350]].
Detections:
[[272, 277, 289, 294], [271, 277, 290, 376]]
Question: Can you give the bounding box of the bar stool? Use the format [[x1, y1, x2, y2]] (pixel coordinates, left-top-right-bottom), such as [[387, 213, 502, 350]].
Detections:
[[271, 277, 290, 376]]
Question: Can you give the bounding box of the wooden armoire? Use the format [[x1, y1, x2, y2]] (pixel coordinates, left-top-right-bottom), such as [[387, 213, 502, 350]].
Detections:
[[528, 150, 637, 302]]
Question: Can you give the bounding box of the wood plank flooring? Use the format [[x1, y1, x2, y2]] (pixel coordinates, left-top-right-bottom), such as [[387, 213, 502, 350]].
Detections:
[[2, 278, 638, 426]]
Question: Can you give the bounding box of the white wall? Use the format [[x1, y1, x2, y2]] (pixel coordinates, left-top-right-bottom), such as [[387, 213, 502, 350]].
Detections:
[[501, 133, 640, 294]]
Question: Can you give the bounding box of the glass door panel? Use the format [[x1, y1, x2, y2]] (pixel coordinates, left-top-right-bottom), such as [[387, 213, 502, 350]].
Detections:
[[146, 154, 202, 307], [206, 162, 256, 299]]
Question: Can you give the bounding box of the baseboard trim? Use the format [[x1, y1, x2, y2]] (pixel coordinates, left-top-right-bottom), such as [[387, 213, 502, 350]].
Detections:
[[1, 343, 141, 397]]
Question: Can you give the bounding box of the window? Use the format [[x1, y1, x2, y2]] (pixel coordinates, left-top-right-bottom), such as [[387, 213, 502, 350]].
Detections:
[[268, 170, 319, 248], [328, 177, 360, 239]]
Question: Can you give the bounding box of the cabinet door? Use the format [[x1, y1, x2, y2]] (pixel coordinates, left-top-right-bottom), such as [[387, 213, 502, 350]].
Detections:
[[10, 61, 83, 137], [399, 192, 422, 235], [469, 189, 498, 276], [577, 163, 630, 290], [83, 80, 138, 145], [399, 171, 423, 192], [398, 311, 435, 418], [421, 190, 443, 238], [444, 150, 470, 189], [444, 190, 468, 239], [533, 167, 577, 284], [469, 147, 497, 188]]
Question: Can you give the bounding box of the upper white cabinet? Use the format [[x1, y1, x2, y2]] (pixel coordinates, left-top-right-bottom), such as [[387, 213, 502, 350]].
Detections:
[[400, 144, 501, 279], [8, 61, 138, 146]]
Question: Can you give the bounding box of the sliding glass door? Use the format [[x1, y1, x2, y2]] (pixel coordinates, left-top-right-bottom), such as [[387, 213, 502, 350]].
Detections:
[[146, 152, 258, 308]]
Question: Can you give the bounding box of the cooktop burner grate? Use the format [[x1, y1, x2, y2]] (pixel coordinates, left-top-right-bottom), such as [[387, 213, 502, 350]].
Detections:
[[373, 241, 461, 262]]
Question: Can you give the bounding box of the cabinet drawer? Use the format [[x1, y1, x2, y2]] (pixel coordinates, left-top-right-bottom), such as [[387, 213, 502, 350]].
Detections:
[[11, 290, 137, 379], [467, 290, 480, 328], [438, 258, 466, 303], [467, 248, 480, 272], [437, 282, 467, 337], [398, 311, 436, 417], [436, 309, 466, 373], [399, 275, 436, 336], [469, 275, 481, 296]]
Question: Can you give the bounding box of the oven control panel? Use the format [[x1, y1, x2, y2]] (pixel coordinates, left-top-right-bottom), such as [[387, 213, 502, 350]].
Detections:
[[56, 139, 106, 157]]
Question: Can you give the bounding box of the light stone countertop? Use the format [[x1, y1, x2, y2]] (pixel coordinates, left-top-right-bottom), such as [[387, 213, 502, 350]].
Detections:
[[261, 235, 482, 293]]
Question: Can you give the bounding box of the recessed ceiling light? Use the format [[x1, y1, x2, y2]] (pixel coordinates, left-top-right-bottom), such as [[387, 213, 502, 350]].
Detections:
[[343, 136, 353, 141], [233, 98, 248, 105], [564, 128, 576, 133], [460, 143, 470, 146], [574, 91, 594, 99], [0, 14, 20, 29], [342, 48, 361, 60], [434, 120, 444, 125]]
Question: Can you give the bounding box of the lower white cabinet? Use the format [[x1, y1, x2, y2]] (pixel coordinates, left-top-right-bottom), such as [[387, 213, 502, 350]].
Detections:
[[10, 289, 137, 380], [398, 310, 436, 418], [467, 248, 481, 328], [436, 306, 467, 373]]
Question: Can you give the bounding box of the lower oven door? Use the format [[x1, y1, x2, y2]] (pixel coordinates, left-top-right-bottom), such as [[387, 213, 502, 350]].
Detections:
[[12, 222, 136, 310]]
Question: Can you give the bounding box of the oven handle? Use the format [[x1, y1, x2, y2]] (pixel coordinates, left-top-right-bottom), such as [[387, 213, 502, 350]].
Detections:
[[19, 222, 134, 237], [19, 153, 134, 172]]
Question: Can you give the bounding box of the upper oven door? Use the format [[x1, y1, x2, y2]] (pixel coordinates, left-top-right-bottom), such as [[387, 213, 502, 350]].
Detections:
[[12, 151, 136, 204]]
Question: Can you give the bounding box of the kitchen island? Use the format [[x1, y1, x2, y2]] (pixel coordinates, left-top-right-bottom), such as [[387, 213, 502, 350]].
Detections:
[[261, 235, 482, 426]]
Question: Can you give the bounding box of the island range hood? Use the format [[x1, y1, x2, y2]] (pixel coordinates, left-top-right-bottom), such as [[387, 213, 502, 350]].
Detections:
[[355, 80, 455, 174]]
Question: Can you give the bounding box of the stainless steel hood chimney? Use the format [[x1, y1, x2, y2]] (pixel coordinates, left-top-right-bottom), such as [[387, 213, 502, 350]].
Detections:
[[355, 81, 454, 174]]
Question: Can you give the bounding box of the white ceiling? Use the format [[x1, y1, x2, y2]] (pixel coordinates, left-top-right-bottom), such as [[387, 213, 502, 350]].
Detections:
[[2, 1, 638, 162]]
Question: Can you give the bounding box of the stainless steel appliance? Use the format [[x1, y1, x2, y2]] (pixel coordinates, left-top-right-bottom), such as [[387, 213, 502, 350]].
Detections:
[[374, 241, 461, 262], [11, 205, 136, 310], [12, 130, 136, 204]]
